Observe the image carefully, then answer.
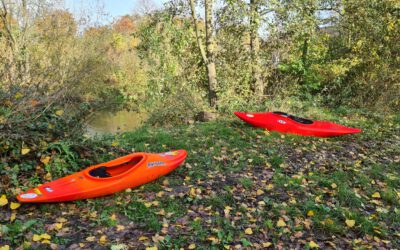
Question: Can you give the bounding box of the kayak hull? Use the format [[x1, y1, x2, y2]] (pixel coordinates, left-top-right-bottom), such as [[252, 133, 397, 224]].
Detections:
[[17, 150, 187, 203], [234, 111, 361, 137]]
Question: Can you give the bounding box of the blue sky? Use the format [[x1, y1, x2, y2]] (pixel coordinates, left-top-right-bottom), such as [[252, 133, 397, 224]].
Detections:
[[64, 0, 168, 25]]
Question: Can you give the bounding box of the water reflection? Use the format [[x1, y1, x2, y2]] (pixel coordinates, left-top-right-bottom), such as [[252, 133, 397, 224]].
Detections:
[[86, 110, 147, 136]]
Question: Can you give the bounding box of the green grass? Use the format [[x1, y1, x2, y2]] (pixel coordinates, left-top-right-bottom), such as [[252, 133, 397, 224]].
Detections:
[[0, 109, 399, 249]]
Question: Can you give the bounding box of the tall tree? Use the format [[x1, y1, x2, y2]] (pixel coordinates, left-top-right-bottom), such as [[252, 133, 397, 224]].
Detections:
[[249, 0, 263, 98], [189, 0, 218, 108]]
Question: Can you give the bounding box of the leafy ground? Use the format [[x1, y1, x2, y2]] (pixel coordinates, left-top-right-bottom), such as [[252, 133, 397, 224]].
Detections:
[[1, 109, 399, 249]]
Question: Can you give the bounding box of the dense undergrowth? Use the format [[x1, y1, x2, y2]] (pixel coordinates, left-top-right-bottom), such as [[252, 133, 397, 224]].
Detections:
[[0, 108, 399, 249]]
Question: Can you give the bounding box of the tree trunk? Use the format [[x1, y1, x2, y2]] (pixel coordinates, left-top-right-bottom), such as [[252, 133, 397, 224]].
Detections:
[[189, 0, 218, 108], [205, 0, 217, 108], [250, 0, 263, 98]]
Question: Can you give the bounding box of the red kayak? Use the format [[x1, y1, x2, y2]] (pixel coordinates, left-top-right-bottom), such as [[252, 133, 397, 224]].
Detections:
[[234, 111, 361, 137]]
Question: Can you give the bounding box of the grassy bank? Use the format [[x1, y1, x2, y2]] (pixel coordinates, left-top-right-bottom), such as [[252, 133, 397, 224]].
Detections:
[[0, 110, 399, 249]]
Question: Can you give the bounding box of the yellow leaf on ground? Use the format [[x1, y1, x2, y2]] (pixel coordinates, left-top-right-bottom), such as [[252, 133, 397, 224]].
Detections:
[[331, 183, 337, 189], [21, 148, 30, 155], [111, 141, 119, 147], [0, 195, 8, 206], [266, 184, 274, 190], [54, 223, 63, 230], [145, 247, 158, 250], [40, 156, 51, 165], [188, 243, 196, 249], [244, 228, 253, 235], [309, 241, 319, 248], [10, 212, 16, 222], [110, 214, 117, 221], [56, 217, 67, 223], [184, 176, 191, 181], [33, 234, 42, 242], [189, 188, 196, 198], [157, 191, 164, 197], [116, 225, 125, 231], [99, 235, 107, 245], [372, 192, 381, 198], [0, 245, 10, 250], [144, 202, 152, 208], [15, 92, 24, 99], [325, 218, 334, 225], [40, 233, 51, 240], [307, 210, 314, 217], [10, 202, 21, 210], [55, 110, 64, 116], [139, 236, 149, 241], [262, 242, 272, 247], [86, 236, 95, 242], [277, 218, 286, 227], [41, 240, 51, 244], [256, 189, 264, 196], [346, 219, 356, 228]]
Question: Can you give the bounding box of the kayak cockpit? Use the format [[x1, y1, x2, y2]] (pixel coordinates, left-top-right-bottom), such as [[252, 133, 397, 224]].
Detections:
[[273, 111, 314, 125], [88, 155, 145, 178]]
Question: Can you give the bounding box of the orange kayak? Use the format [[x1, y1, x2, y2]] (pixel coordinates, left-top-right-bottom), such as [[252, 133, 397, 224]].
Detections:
[[17, 150, 187, 203]]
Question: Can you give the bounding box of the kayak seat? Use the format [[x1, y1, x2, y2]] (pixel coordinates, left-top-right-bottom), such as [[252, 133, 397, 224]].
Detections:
[[290, 115, 313, 124], [89, 166, 111, 178], [273, 111, 313, 125]]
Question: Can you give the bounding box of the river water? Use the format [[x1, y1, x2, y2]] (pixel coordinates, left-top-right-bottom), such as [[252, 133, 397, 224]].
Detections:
[[85, 110, 148, 137]]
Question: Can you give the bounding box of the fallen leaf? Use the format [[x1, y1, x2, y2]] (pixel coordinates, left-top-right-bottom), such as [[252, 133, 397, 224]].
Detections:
[[309, 241, 319, 248], [33, 234, 42, 242], [188, 243, 196, 249], [54, 223, 63, 230], [86, 236, 95, 242], [139, 236, 149, 241], [0, 195, 8, 206], [372, 192, 381, 198], [116, 225, 125, 231], [10, 202, 21, 210], [40, 156, 51, 165], [111, 141, 119, 147], [256, 189, 264, 196], [345, 219, 355, 228], [277, 218, 286, 227], [262, 242, 272, 247], [145, 247, 158, 250], [40, 233, 51, 240], [55, 110, 64, 116], [244, 228, 253, 235], [307, 210, 314, 217], [0, 245, 10, 250], [331, 183, 337, 189], [99, 235, 107, 245], [21, 148, 30, 155], [10, 212, 16, 222]]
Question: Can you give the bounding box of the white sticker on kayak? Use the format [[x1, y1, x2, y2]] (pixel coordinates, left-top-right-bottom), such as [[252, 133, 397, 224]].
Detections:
[[160, 151, 179, 157], [278, 120, 286, 124], [44, 187, 54, 192], [246, 114, 254, 118], [147, 161, 166, 168], [20, 193, 38, 199]]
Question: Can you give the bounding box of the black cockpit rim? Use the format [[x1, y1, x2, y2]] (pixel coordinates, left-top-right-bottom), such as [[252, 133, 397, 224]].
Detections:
[[273, 111, 314, 125]]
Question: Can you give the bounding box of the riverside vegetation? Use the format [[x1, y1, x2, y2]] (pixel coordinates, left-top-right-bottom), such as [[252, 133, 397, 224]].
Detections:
[[0, 0, 399, 249]]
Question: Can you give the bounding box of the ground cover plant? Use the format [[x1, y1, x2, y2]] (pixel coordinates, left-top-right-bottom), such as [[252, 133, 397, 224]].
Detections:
[[1, 109, 399, 249]]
